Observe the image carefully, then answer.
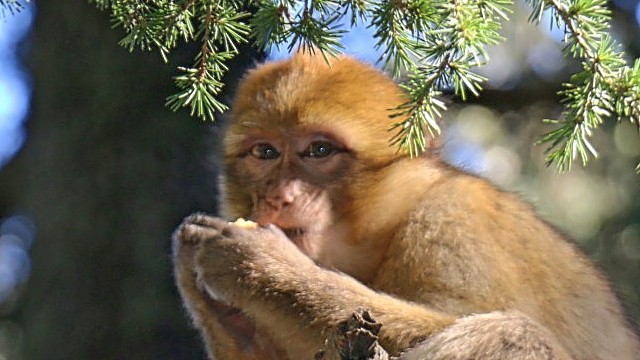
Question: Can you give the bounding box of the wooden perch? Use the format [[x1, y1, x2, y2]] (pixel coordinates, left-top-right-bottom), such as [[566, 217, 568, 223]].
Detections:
[[315, 310, 390, 360]]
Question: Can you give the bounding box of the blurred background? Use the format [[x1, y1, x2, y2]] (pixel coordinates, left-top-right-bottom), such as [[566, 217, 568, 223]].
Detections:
[[0, 1, 639, 359]]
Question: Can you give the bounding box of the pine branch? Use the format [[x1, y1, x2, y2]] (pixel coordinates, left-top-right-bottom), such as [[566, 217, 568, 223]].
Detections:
[[341, 0, 373, 26], [102, 0, 250, 122], [251, 0, 293, 52], [383, 0, 510, 157], [87, 0, 640, 173], [92, 0, 508, 136], [165, 2, 250, 121], [288, 6, 346, 58], [87, 0, 110, 11], [528, 0, 639, 173], [253, 0, 347, 58], [0, 0, 27, 17]]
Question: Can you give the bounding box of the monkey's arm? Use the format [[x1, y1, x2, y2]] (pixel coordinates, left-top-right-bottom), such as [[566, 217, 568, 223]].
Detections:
[[173, 225, 285, 360], [175, 214, 455, 357]]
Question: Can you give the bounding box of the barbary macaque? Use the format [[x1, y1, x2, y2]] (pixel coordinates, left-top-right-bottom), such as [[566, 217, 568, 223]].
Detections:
[[172, 53, 640, 360]]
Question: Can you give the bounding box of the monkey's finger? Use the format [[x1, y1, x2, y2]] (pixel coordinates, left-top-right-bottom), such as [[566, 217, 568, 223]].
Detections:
[[261, 223, 287, 237], [172, 225, 201, 286], [184, 213, 228, 230], [220, 224, 249, 238], [220, 222, 289, 243], [172, 235, 197, 277], [175, 222, 220, 245]]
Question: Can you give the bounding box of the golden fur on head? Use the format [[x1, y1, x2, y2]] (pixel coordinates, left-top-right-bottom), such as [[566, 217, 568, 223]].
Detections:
[[225, 52, 408, 164]]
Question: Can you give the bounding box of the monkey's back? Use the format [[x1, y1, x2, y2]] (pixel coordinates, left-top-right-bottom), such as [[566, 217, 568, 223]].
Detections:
[[372, 163, 640, 360]]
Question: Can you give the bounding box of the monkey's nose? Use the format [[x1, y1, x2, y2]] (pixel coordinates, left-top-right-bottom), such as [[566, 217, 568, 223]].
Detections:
[[264, 193, 294, 211], [264, 180, 302, 210]]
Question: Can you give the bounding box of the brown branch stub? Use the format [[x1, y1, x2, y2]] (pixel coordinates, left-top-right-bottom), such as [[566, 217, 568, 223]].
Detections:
[[316, 310, 390, 360]]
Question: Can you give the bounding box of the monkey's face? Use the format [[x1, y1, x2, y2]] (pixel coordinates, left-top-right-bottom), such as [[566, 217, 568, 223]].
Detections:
[[223, 128, 357, 260], [222, 54, 408, 273]]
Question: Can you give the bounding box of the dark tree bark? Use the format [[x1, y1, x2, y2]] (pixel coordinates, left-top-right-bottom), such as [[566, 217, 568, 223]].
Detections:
[[316, 310, 390, 360]]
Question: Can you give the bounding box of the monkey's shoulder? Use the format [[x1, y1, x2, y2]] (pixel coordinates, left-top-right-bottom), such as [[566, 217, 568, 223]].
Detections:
[[405, 165, 576, 254], [416, 165, 534, 218]]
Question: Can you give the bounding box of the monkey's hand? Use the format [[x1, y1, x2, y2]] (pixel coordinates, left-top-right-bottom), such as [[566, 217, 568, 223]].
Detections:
[[173, 213, 296, 359], [178, 213, 316, 307], [176, 214, 454, 359]]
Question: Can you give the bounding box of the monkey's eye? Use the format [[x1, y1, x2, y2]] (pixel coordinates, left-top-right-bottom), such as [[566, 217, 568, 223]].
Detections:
[[250, 143, 280, 160], [303, 141, 336, 158]]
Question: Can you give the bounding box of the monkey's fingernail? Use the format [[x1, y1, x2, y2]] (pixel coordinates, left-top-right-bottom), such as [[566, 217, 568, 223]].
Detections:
[[185, 212, 208, 223], [178, 224, 206, 244]]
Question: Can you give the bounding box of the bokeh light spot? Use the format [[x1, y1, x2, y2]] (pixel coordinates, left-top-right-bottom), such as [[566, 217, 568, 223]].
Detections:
[[619, 224, 640, 260], [0, 216, 35, 305], [614, 122, 640, 157]]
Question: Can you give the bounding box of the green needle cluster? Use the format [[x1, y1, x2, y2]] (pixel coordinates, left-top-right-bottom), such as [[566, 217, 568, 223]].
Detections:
[[530, 0, 640, 173], [0, 0, 28, 17]]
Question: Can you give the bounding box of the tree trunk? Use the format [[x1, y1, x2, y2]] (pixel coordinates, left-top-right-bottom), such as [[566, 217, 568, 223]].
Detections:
[[3, 2, 257, 358]]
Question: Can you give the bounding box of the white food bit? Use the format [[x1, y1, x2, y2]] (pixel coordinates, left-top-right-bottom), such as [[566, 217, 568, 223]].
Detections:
[[231, 218, 258, 229]]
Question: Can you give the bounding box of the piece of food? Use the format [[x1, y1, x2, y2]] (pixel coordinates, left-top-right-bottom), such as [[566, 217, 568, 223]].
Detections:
[[231, 218, 258, 229]]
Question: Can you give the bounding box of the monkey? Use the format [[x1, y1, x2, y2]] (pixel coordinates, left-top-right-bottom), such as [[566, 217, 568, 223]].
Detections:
[[172, 53, 640, 360]]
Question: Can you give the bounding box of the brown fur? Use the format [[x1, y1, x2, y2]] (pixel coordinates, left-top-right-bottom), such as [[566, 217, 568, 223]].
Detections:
[[173, 53, 640, 359]]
